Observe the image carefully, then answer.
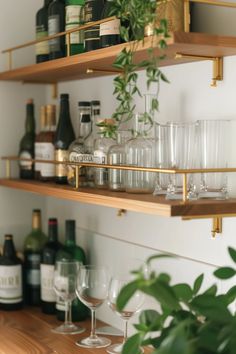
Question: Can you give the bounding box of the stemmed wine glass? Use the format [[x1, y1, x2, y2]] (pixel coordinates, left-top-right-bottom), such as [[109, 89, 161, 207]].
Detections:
[[52, 260, 85, 335], [75, 265, 111, 348]]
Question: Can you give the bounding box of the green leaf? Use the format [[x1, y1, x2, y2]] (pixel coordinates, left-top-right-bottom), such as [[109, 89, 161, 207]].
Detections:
[[228, 247, 236, 263], [122, 334, 142, 354], [173, 284, 193, 302], [116, 280, 138, 312], [203, 284, 217, 296], [193, 274, 204, 295], [138, 309, 163, 331], [214, 267, 236, 279], [147, 253, 173, 265]]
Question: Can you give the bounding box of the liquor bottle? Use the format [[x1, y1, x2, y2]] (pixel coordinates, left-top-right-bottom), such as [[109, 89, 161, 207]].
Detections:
[[84, 0, 104, 51], [68, 102, 92, 187], [55, 220, 88, 321], [19, 99, 36, 180], [24, 209, 47, 306], [100, 0, 121, 48], [0, 235, 23, 311], [65, 0, 85, 55], [40, 218, 62, 314], [35, 105, 56, 181], [36, 0, 53, 63], [48, 0, 66, 60], [54, 94, 75, 184]]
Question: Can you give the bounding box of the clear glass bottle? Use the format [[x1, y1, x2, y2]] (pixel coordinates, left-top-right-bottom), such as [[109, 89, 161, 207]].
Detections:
[[125, 114, 155, 194], [108, 130, 131, 191]]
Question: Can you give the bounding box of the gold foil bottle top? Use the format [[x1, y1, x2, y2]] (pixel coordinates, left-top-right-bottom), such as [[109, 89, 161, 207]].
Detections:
[[32, 209, 41, 230], [40, 106, 47, 130], [46, 104, 56, 127], [4, 234, 13, 240]]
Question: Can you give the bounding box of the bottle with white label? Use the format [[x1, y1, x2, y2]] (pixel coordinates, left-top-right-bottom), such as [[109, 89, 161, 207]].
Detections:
[[24, 210, 47, 306], [0, 235, 23, 311], [36, 0, 53, 63], [65, 0, 85, 55], [100, 0, 121, 48], [40, 218, 62, 314], [48, 0, 66, 60]]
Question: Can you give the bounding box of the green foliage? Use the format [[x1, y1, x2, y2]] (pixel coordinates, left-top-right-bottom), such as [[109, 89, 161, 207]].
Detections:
[[109, 0, 169, 135], [117, 248, 236, 354]]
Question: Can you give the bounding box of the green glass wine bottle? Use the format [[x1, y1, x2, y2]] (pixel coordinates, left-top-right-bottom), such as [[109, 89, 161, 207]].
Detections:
[[65, 0, 85, 55], [0, 235, 23, 311], [36, 0, 53, 63], [48, 0, 66, 59], [40, 218, 62, 314], [55, 219, 88, 321], [24, 209, 47, 306], [19, 99, 36, 180]]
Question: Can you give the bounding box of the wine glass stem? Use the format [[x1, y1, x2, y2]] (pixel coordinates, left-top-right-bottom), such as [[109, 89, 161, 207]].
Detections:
[[123, 319, 128, 343], [65, 300, 72, 326], [90, 309, 96, 338]]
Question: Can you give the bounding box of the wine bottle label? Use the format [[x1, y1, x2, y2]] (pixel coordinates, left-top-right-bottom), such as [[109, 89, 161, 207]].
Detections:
[[48, 15, 60, 52], [69, 151, 94, 163], [94, 150, 107, 164], [100, 19, 120, 36], [19, 151, 33, 169], [40, 264, 56, 302], [25, 254, 41, 287], [66, 5, 81, 24], [65, 24, 82, 45], [55, 149, 69, 178], [35, 142, 55, 177], [36, 28, 49, 55], [0, 265, 22, 304]]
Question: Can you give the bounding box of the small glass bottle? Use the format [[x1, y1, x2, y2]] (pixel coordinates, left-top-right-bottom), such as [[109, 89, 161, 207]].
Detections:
[[108, 130, 131, 191], [91, 100, 101, 137], [125, 114, 155, 194]]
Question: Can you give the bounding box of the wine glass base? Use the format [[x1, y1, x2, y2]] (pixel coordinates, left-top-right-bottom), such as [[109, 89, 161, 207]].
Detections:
[[76, 335, 111, 348], [106, 343, 144, 354], [52, 323, 85, 335]]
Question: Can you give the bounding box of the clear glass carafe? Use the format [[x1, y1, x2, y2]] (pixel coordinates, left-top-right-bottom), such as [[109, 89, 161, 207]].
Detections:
[[125, 114, 155, 194], [108, 131, 131, 192]]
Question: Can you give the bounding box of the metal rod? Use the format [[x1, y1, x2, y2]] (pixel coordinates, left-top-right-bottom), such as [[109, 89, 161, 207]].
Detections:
[[184, 0, 191, 32], [5, 160, 11, 178], [75, 166, 80, 190], [190, 0, 236, 8], [8, 51, 12, 70], [182, 173, 188, 203], [212, 217, 223, 238], [86, 68, 122, 75], [175, 52, 220, 61], [66, 33, 71, 57]]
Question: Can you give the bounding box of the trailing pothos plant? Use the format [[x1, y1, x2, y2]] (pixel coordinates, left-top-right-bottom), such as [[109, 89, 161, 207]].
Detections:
[[106, 0, 170, 136], [117, 248, 236, 354]]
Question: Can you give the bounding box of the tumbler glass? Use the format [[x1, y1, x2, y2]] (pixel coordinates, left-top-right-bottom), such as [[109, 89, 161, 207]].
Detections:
[[166, 121, 198, 200], [198, 119, 230, 199]]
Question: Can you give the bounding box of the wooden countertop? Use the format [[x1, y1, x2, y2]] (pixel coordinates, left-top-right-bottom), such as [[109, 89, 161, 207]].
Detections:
[[0, 307, 152, 354]]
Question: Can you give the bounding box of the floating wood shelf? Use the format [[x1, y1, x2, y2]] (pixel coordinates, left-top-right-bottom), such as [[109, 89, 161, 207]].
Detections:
[[1, 178, 236, 218], [1, 32, 236, 83]]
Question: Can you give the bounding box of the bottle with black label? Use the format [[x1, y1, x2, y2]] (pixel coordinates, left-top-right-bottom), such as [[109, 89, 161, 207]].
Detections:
[[36, 0, 53, 63], [100, 0, 120, 48], [40, 218, 62, 314], [48, 0, 66, 60], [65, 0, 85, 55], [19, 99, 36, 180], [0, 235, 23, 311], [24, 210, 47, 306], [54, 94, 75, 184], [84, 0, 104, 51]]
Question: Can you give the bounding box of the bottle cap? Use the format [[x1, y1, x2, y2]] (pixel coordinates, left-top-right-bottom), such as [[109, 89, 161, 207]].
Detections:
[[78, 101, 91, 107], [48, 218, 58, 225], [81, 114, 91, 123], [60, 94, 69, 100], [40, 106, 47, 129], [91, 100, 100, 106], [4, 234, 13, 240]]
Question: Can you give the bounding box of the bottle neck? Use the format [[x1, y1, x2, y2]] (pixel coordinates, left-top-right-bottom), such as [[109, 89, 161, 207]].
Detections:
[[59, 99, 70, 123], [26, 104, 35, 134], [79, 121, 92, 140], [48, 224, 58, 242], [3, 238, 16, 259], [32, 212, 42, 231]]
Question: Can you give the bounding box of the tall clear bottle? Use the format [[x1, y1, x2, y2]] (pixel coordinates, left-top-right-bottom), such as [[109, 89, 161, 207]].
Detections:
[[48, 0, 66, 59], [19, 99, 36, 180], [55, 220, 88, 321], [54, 94, 75, 184], [24, 209, 47, 306], [40, 218, 62, 314], [65, 0, 85, 55], [36, 0, 53, 63], [0, 235, 23, 311]]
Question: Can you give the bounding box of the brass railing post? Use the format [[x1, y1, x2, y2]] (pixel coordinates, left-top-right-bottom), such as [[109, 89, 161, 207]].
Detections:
[[66, 33, 71, 57], [75, 165, 80, 190], [5, 159, 11, 178], [182, 173, 188, 203]]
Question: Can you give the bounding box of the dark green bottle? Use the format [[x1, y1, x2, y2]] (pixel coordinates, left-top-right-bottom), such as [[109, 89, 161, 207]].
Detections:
[[40, 218, 62, 314], [100, 0, 121, 48], [65, 0, 85, 55], [24, 209, 47, 306], [36, 0, 53, 63], [54, 94, 75, 184], [48, 0, 66, 59], [19, 99, 36, 180], [55, 220, 88, 321], [0, 235, 23, 311]]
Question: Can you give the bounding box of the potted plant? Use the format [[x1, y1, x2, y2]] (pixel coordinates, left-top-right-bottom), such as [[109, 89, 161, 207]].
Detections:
[[117, 249, 236, 354]]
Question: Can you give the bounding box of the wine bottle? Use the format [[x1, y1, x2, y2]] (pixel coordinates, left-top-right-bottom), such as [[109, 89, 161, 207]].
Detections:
[[19, 99, 36, 180], [100, 0, 121, 48], [40, 218, 62, 314], [36, 0, 53, 63], [55, 220, 88, 321], [24, 209, 47, 306], [54, 94, 75, 184], [48, 0, 66, 60], [84, 0, 104, 51], [0, 235, 23, 311], [65, 0, 85, 55], [35, 105, 47, 180]]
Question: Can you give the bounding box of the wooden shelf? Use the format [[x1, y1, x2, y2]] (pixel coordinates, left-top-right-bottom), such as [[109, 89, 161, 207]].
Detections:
[[1, 32, 236, 83], [0, 307, 152, 354], [1, 178, 236, 218]]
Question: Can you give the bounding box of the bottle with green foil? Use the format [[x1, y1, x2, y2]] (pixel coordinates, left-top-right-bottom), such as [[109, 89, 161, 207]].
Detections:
[[19, 99, 36, 180], [36, 0, 53, 63], [55, 220, 88, 321], [65, 0, 85, 55], [24, 209, 47, 306]]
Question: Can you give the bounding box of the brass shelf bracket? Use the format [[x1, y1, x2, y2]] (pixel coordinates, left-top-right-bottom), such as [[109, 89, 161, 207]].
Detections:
[[183, 215, 224, 238], [52, 83, 58, 99], [212, 217, 222, 239], [117, 209, 127, 217], [175, 53, 223, 87]]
